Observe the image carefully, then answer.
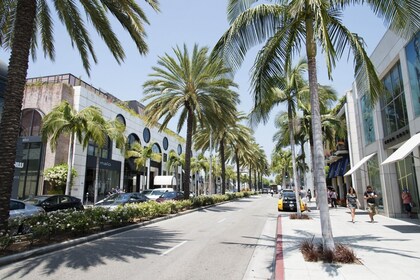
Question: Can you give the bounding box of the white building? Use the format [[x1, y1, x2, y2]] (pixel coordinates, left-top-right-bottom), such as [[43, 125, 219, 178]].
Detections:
[[12, 74, 185, 203]]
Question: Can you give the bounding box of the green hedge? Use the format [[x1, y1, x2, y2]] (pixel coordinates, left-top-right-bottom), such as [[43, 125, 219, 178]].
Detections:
[[1, 191, 256, 251]]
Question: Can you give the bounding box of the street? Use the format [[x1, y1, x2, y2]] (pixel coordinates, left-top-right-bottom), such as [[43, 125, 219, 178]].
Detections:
[[0, 195, 278, 280]]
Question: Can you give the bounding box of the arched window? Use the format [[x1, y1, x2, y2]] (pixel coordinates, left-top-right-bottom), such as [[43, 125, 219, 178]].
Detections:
[[116, 114, 126, 127], [152, 143, 161, 154], [127, 133, 140, 149], [20, 109, 42, 137]]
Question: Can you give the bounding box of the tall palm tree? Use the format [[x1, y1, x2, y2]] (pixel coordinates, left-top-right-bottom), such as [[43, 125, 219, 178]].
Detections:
[[0, 0, 159, 230], [214, 0, 419, 250], [250, 58, 307, 215], [41, 101, 106, 195], [142, 44, 238, 199], [92, 119, 126, 203]]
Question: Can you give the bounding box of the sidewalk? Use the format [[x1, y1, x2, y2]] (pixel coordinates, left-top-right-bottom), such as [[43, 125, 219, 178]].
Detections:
[[276, 203, 420, 280]]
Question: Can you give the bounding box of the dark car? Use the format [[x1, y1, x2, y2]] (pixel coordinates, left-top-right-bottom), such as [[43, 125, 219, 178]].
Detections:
[[278, 191, 304, 212], [24, 195, 84, 212], [156, 191, 185, 203], [94, 192, 149, 210]]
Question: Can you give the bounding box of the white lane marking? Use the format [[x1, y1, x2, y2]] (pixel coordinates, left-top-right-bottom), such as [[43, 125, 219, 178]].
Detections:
[[217, 218, 226, 224], [161, 241, 188, 256]]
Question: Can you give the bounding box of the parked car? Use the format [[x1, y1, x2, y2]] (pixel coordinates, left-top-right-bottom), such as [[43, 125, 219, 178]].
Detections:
[[95, 192, 149, 210], [278, 191, 305, 212], [9, 199, 45, 219], [24, 195, 84, 212], [156, 191, 185, 203], [141, 188, 174, 200]]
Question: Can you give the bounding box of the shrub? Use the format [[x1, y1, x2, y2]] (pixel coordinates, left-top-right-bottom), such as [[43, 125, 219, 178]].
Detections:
[[300, 239, 359, 264]]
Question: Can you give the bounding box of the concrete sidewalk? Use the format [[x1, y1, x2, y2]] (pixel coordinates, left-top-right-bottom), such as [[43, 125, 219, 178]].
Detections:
[[276, 203, 420, 280]]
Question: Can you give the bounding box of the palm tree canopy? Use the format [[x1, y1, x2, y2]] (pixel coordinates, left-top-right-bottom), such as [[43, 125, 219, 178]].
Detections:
[[0, 0, 160, 74], [215, 0, 420, 105], [41, 100, 106, 151], [126, 142, 162, 171], [142, 44, 239, 133]]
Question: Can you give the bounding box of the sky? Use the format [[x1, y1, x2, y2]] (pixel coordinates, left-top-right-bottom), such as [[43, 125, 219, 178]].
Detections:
[[0, 0, 388, 160]]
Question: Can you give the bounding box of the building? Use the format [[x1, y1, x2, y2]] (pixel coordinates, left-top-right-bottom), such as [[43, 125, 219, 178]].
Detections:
[[12, 73, 185, 203], [345, 29, 420, 218]]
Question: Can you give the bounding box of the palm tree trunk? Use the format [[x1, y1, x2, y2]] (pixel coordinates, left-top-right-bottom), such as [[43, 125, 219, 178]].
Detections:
[[289, 108, 302, 216], [183, 109, 193, 198], [65, 133, 75, 195], [220, 137, 226, 194], [94, 155, 100, 204], [235, 148, 241, 192], [248, 168, 252, 190], [0, 0, 37, 231], [306, 14, 334, 250]]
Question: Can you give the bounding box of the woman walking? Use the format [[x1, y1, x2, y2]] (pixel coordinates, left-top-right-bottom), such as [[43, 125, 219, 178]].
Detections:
[[347, 187, 359, 223], [401, 188, 413, 218]]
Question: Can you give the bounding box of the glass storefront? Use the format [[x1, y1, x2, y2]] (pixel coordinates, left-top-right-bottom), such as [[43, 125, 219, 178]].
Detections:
[[17, 142, 43, 199], [367, 154, 383, 210], [84, 156, 121, 203], [395, 155, 419, 214]]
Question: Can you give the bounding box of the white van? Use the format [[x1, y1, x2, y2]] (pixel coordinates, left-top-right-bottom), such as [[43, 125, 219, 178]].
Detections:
[[141, 188, 174, 200]]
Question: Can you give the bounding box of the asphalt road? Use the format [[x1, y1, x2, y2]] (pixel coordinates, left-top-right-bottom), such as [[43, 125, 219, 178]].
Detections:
[[0, 195, 279, 280]]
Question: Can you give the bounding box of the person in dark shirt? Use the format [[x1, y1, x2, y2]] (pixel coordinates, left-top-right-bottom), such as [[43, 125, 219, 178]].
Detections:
[[364, 185, 378, 223]]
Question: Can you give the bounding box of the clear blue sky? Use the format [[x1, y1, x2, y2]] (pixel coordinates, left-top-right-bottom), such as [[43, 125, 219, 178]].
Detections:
[[0, 1, 387, 160]]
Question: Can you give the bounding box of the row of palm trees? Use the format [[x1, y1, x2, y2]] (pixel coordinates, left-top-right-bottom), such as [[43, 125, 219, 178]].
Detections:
[[212, 0, 420, 251]]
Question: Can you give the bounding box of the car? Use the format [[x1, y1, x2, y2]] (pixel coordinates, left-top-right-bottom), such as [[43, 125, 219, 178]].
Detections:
[[155, 191, 185, 203], [141, 188, 174, 200], [94, 192, 149, 210], [278, 191, 305, 212], [24, 195, 84, 212], [9, 199, 45, 219]]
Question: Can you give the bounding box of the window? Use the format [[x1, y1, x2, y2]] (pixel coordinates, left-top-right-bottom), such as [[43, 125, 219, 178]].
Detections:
[[127, 133, 140, 149], [360, 95, 375, 145], [177, 144, 182, 155], [87, 136, 112, 159], [380, 62, 408, 136], [405, 31, 420, 117], [163, 137, 169, 150], [20, 109, 42, 137], [143, 128, 151, 143], [116, 114, 126, 127], [152, 143, 161, 154]]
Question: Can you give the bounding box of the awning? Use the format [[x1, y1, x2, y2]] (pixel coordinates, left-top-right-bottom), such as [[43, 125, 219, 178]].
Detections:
[[153, 175, 177, 186], [382, 133, 420, 165], [343, 153, 376, 176]]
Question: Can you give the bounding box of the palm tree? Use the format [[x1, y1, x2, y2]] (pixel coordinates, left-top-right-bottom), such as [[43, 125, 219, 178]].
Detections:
[[126, 142, 162, 173], [214, 0, 419, 250], [126, 142, 162, 192], [142, 44, 238, 199], [250, 58, 307, 215], [92, 119, 126, 203], [41, 101, 106, 195], [167, 150, 184, 191], [0, 0, 159, 230]]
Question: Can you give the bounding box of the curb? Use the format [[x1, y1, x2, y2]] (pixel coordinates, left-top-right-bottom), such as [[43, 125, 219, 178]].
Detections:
[[0, 201, 230, 267], [274, 215, 284, 280]]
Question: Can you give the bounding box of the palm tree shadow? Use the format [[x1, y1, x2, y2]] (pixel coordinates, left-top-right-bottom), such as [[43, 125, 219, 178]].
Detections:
[[2, 226, 182, 278]]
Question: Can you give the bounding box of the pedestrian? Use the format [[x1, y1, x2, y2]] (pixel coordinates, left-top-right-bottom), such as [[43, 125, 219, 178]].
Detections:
[[306, 189, 312, 202], [401, 188, 413, 218], [346, 186, 360, 223], [330, 189, 338, 208], [364, 185, 378, 223], [299, 187, 310, 212]]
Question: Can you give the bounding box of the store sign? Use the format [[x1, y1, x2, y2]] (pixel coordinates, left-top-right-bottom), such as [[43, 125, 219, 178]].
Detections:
[[14, 162, 24, 168]]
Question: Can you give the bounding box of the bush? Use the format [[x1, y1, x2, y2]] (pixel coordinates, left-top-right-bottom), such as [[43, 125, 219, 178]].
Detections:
[[300, 239, 359, 264]]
